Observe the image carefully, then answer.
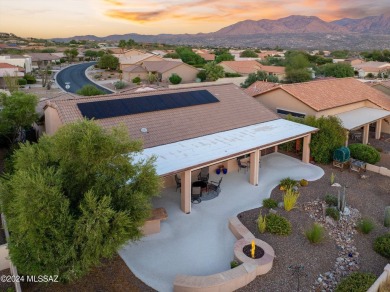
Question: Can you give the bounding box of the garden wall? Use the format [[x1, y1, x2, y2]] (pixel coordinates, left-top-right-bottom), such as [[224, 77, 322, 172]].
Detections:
[[367, 264, 390, 292], [366, 163, 390, 177]]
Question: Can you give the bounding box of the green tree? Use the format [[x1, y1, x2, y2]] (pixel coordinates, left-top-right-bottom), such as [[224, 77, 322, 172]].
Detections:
[[240, 50, 258, 58], [330, 50, 349, 59], [204, 62, 224, 81], [215, 53, 234, 63], [241, 70, 279, 88], [318, 63, 354, 78], [84, 50, 99, 60], [64, 48, 78, 63], [0, 120, 160, 282], [0, 91, 38, 144], [163, 52, 180, 59], [76, 85, 105, 96], [287, 115, 346, 163], [284, 51, 312, 83], [197, 70, 207, 82], [175, 47, 205, 66], [3, 73, 19, 93], [118, 39, 127, 52], [169, 73, 182, 85], [98, 54, 119, 70]]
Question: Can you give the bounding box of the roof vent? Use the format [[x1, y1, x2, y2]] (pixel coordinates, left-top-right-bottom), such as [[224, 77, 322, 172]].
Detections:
[[140, 128, 148, 133]]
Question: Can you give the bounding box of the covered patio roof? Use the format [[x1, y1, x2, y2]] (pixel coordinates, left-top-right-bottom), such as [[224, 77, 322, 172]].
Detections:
[[335, 107, 390, 130], [136, 118, 317, 176]]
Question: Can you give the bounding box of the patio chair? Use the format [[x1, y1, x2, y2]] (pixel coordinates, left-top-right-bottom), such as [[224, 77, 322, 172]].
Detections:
[[198, 167, 210, 183], [207, 177, 223, 196], [191, 186, 202, 204], [175, 174, 181, 192], [237, 159, 248, 173]]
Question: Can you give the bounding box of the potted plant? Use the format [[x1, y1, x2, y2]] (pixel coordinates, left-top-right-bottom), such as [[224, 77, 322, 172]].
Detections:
[[223, 168, 228, 174], [216, 168, 221, 175]]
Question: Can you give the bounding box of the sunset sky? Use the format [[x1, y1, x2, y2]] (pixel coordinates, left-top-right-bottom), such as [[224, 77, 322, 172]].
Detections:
[[1, 0, 389, 38]]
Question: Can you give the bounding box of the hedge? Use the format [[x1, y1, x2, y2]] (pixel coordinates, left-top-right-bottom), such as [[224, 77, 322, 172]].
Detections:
[[349, 143, 380, 164]]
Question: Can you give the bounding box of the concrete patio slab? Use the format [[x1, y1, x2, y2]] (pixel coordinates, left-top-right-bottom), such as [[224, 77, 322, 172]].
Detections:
[[119, 153, 324, 292]]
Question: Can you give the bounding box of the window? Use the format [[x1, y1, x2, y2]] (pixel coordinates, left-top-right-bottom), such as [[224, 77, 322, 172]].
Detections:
[[276, 108, 305, 118]]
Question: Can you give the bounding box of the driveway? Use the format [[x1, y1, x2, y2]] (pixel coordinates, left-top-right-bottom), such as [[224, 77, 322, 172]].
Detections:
[[56, 62, 114, 94], [119, 153, 324, 292]]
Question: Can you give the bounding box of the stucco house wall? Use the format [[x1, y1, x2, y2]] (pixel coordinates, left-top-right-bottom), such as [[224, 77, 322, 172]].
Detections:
[[162, 65, 198, 83], [44, 106, 62, 135], [123, 71, 149, 82]]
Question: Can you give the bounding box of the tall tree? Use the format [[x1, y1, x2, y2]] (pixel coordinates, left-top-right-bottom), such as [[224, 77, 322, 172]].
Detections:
[[0, 120, 161, 282], [285, 51, 312, 83], [204, 62, 224, 81], [215, 53, 234, 63], [0, 91, 38, 144], [98, 54, 119, 70], [240, 50, 258, 58], [240, 70, 279, 88], [317, 63, 354, 78], [64, 48, 79, 63]]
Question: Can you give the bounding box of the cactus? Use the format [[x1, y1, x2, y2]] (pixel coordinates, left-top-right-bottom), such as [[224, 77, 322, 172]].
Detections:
[[385, 206, 390, 227], [337, 187, 346, 213], [330, 172, 335, 185]]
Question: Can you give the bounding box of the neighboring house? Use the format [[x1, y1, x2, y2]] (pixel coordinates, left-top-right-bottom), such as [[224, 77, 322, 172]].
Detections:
[[197, 52, 215, 62], [343, 58, 365, 66], [372, 80, 390, 97], [0, 55, 32, 73], [113, 49, 148, 58], [25, 53, 60, 69], [249, 78, 390, 145], [118, 54, 163, 71], [257, 50, 284, 59], [219, 61, 286, 80], [123, 60, 198, 83], [353, 61, 390, 78], [43, 83, 317, 214], [0, 63, 24, 87]]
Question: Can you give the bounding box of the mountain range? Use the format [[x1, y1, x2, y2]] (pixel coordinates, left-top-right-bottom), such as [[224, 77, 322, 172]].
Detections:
[[51, 14, 390, 50]]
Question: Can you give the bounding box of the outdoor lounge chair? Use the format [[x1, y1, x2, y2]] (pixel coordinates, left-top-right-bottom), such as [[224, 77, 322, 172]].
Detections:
[[207, 177, 223, 196], [237, 159, 248, 173], [198, 167, 210, 183], [191, 186, 202, 204], [175, 174, 181, 192]]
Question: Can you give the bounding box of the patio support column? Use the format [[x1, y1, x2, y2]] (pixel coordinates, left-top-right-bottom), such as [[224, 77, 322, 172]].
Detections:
[[375, 119, 382, 140], [362, 124, 369, 145], [180, 170, 191, 214], [302, 134, 311, 164], [274, 145, 278, 153], [249, 149, 260, 186], [345, 130, 349, 147]]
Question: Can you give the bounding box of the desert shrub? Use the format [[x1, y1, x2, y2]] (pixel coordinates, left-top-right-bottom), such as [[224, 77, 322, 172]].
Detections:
[[257, 212, 266, 234], [114, 81, 126, 89], [18, 78, 27, 85], [374, 233, 390, 259], [169, 73, 182, 85], [283, 188, 299, 211], [132, 76, 141, 84], [356, 218, 374, 234], [225, 72, 242, 78], [279, 177, 297, 190], [24, 73, 36, 84], [325, 194, 338, 207], [197, 70, 207, 82], [300, 179, 308, 186], [94, 74, 102, 79], [230, 260, 240, 269], [335, 272, 376, 292], [305, 223, 326, 244], [266, 213, 291, 235], [262, 198, 278, 209], [76, 85, 104, 96], [326, 207, 340, 221], [349, 143, 380, 164]]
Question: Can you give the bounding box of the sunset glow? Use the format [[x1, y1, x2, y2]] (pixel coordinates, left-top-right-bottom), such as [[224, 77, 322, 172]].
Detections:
[[0, 0, 388, 38]]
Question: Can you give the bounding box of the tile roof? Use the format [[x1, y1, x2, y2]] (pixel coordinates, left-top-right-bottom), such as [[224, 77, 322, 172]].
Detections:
[[263, 78, 390, 111], [0, 63, 19, 69], [122, 65, 147, 73], [46, 84, 279, 148], [197, 53, 215, 61], [220, 61, 285, 75], [244, 81, 280, 97], [118, 54, 159, 65], [26, 53, 60, 61], [354, 61, 390, 69], [142, 60, 184, 73]]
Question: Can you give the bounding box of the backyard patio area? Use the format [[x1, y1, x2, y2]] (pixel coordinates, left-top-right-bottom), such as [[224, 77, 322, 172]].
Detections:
[[119, 152, 324, 292]]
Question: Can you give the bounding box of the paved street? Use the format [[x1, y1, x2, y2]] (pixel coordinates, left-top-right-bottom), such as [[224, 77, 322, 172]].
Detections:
[[56, 62, 114, 94]]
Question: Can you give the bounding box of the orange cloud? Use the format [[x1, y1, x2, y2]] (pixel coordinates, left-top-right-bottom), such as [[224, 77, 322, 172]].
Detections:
[[105, 9, 167, 22], [103, 0, 124, 6]]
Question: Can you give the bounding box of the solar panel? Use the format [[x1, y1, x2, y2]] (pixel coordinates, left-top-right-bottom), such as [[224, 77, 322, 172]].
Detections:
[[77, 90, 220, 120]]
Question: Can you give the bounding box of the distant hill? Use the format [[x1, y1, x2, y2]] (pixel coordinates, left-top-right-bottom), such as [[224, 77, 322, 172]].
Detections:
[[49, 14, 390, 50], [331, 14, 390, 34]]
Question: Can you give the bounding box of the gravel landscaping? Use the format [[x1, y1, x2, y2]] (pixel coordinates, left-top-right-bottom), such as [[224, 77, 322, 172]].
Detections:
[[237, 162, 390, 292]]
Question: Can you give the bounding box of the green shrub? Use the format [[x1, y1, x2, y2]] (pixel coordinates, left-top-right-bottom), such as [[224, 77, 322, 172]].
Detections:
[[356, 218, 374, 234], [24, 73, 36, 84], [279, 177, 297, 190], [230, 260, 240, 269], [262, 198, 278, 209], [132, 76, 141, 84], [18, 78, 27, 85], [374, 233, 390, 259], [257, 212, 266, 234], [76, 84, 105, 96], [197, 70, 207, 82], [305, 223, 326, 244], [324, 194, 338, 207], [349, 143, 380, 164], [114, 80, 126, 89], [335, 272, 376, 292], [266, 213, 291, 235], [300, 179, 308, 186], [326, 207, 340, 221], [169, 73, 182, 85], [283, 188, 299, 211], [225, 72, 242, 78]]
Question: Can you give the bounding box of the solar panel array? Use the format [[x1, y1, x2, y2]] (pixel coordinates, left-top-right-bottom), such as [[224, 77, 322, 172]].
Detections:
[[77, 90, 220, 120]]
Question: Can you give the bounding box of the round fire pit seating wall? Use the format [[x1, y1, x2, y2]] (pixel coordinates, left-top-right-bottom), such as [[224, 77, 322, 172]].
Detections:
[[173, 217, 275, 292]]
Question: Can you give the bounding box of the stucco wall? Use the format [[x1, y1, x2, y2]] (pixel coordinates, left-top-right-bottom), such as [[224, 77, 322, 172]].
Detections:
[[123, 71, 148, 82], [162, 65, 198, 83], [44, 106, 62, 135], [254, 89, 316, 116], [317, 101, 368, 117], [0, 244, 10, 271]]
